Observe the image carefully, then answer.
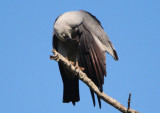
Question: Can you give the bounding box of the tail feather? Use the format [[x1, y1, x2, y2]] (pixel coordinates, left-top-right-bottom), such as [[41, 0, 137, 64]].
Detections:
[[58, 63, 80, 105], [63, 76, 80, 104]]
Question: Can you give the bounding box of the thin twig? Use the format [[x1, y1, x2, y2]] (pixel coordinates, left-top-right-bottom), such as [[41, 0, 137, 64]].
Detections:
[[50, 49, 139, 113], [127, 93, 131, 113]]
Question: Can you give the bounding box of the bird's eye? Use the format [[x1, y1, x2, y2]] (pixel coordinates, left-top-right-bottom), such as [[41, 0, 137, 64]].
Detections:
[[72, 27, 78, 31]]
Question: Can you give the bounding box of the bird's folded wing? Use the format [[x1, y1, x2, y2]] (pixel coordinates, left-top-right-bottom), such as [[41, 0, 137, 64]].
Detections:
[[80, 10, 118, 60], [78, 24, 106, 91]]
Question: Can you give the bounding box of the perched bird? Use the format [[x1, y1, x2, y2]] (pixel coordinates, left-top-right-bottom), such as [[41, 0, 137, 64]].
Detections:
[[52, 10, 118, 108]]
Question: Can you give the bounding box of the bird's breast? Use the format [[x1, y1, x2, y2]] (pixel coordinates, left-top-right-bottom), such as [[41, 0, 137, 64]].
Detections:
[[58, 39, 79, 62]]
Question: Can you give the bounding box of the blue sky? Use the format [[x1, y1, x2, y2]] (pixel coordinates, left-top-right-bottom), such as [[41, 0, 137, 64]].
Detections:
[[0, 0, 160, 113]]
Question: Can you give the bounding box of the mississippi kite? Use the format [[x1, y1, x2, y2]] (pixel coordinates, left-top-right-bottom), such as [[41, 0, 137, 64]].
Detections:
[[52, 10, 118, 108]]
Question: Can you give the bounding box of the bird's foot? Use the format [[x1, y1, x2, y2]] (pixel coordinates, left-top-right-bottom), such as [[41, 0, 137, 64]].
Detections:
[[65, 57, 75, 65], [75, 61, 85, 71], [65, 57, 68, 60]]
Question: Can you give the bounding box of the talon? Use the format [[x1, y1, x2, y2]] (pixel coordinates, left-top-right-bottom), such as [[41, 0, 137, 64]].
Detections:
[[65, 57, 75, 65], [80, 67, 85, 71], [65, 57, 68, 60], [69, 61, 75, 65], [75, 61, 85, 71]]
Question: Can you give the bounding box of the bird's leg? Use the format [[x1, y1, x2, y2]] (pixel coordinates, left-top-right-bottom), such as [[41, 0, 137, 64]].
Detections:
[[75, 61, 85, 76]]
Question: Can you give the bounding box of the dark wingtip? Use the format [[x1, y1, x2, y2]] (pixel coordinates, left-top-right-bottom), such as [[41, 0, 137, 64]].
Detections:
[[90, 90, 95, 107], [97, 96, 101, 109], [113, 49, 119, 61]]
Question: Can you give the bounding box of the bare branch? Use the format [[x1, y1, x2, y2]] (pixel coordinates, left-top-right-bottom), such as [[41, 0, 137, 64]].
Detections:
[[127, 93, 131, 112], [50, 49, 139, 113]]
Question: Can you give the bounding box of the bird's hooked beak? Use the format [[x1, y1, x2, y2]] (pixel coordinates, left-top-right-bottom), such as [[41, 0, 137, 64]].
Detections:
[[58, 32, 72, 41], [65, 32, 72, 40]]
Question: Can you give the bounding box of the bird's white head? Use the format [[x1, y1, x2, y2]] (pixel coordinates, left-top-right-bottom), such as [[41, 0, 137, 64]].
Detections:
[[54, 11, 83, 41]]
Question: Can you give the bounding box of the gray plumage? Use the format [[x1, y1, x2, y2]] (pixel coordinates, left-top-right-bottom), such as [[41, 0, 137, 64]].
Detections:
[[53, 10, 118, 108]]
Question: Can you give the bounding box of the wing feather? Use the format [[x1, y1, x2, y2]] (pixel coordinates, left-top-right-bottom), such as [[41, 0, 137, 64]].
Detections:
[[79, 10, 118, 60], [78, 24, 106, 107]]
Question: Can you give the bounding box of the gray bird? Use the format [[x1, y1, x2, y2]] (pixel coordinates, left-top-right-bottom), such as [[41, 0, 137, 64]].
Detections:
[[52, 10, 118, 108]]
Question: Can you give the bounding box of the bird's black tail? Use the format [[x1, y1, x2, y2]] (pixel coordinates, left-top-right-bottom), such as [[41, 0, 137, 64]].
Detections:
[[63, 76, 80, 105], [58, 63, 80, 105]]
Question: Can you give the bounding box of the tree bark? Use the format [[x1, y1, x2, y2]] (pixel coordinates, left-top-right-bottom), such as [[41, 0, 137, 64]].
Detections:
[[50, 49, 139, 113]]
